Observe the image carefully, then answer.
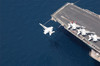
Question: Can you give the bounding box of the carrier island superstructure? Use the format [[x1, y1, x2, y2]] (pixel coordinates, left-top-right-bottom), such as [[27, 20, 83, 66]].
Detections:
[[51, 3, 100, 62]]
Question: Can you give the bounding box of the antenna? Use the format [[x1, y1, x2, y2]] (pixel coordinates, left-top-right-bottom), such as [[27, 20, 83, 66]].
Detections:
[[74, 0, 80, 4]]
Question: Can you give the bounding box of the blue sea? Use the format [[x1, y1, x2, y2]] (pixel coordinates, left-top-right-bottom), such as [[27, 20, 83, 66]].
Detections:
[[1, 0, 100, 66]]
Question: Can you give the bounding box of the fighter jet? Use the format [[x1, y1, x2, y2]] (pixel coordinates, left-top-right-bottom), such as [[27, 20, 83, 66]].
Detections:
[[77, 26, 93, 36], [88, 33, 100, 42], [67, 22, 72, 29], [39, 23, 55, 36], [67, 21, 81, 30]]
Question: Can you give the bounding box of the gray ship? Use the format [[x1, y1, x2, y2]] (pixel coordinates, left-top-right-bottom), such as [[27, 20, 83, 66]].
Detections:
[[51, 3, 100, 62]]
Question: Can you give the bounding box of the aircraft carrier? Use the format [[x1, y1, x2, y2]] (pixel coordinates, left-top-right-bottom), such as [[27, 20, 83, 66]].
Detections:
[[51, 3, 100, 62]]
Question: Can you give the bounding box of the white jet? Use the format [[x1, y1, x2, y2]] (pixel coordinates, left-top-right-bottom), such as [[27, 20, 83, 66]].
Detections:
[[67, 21, 81, 30], [67, 22, 72, 29], [88, 33, 100, 42], [39, 23, 55, 36], [77, 26, 92, 36]]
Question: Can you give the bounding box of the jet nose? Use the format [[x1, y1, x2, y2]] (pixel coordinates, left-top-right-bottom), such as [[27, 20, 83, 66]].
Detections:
[[39, 23, 41, 25]]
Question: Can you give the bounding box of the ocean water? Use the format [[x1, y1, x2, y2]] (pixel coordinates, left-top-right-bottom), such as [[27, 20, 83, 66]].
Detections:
[[1, 0, 100, 66]]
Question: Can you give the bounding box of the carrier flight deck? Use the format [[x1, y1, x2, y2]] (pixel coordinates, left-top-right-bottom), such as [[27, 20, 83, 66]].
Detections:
[[51, 3, 100, 62]]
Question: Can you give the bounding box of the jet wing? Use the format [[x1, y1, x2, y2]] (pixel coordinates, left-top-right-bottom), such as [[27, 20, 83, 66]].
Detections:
[[76, 24, 80, 28], [49, 32, 52, 36], [44, 30, 48, 34]]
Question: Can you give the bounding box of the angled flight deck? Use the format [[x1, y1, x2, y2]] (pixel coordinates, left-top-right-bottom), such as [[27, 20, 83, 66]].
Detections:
[[51, 3, 100, 62]]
